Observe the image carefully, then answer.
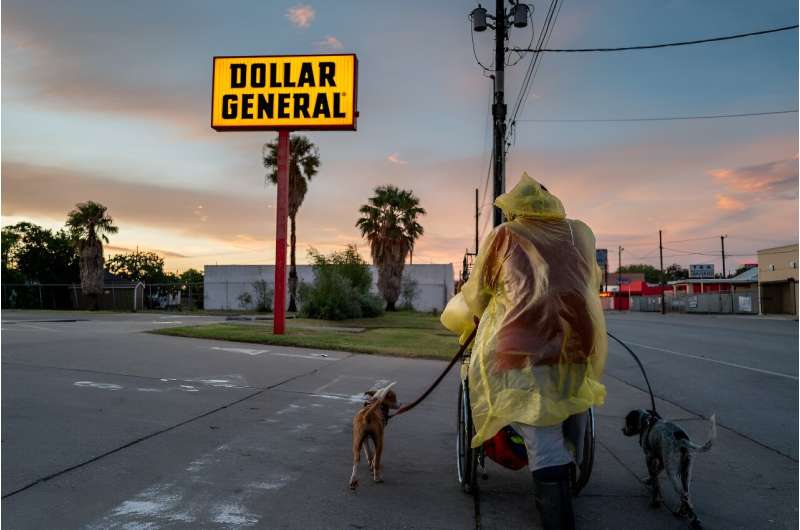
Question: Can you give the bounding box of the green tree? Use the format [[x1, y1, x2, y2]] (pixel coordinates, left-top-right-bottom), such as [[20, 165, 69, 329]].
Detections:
[[665, 263, 689, 281], [180, 268, 204, 285], [617, 264, 661, 284], [66, 201, 118, 309], [107, 250, 168, 283], [356, 185, 425, 311], [1, 222, 79, 284], [262, 135, 321, 313]]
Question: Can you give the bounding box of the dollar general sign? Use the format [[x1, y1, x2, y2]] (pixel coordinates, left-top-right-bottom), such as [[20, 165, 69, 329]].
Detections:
[[211, 54, 358, 130]]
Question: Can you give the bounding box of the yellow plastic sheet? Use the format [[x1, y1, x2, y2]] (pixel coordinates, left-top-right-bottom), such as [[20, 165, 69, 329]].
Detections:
[[442, 173, 607, 448]]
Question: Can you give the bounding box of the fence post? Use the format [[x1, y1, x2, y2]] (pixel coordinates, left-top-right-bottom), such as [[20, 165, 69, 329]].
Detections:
[[38, 285, 43, 309]]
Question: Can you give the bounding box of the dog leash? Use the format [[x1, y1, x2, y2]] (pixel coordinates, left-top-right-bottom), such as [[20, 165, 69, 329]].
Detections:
[[388, 327, 479, 419], [389, 328, 658, 419], [607, 331, 659, 417]]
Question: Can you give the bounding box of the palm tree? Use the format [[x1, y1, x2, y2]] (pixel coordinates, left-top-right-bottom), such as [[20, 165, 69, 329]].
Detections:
[[66, 201, 118, 310], [356, 185, 425, 311], [263, 135, 320, 313]]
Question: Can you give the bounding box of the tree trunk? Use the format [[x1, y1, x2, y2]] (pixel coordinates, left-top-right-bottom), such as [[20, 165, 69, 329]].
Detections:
[[288, 213, 298, 313], [377, 250, 404, 311], [79, 239, 104, 310]]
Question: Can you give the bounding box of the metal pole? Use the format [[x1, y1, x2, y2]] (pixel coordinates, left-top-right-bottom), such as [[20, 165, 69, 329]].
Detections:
[[618, 246, 624, 291], [659, 230, 666, 314], [475, 188, 479, 254], [720, 235, 727, 278], [492, 0, 506, 228], [273, 129, 290, 335]]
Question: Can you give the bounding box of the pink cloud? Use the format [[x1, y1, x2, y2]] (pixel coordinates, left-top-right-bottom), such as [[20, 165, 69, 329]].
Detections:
[[387, 153, 408, 164], [286, 4, 315, 28], [317, 36, 343, 49], [710, 158, 798, 199], [715, 194, 747, 211]]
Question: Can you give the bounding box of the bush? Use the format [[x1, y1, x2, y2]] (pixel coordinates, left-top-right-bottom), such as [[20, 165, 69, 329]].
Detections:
[[237, 291, 253, 310], [299, 245, 384, 320], [398, 273, 419, 310], [253, 280, 273, 312]]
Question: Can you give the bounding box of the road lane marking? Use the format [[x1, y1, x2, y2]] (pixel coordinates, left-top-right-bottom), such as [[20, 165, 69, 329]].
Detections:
[[210, 346, 337, 361], [74, 381, 123, 390], [211, 346, 269, 356], [9, 322, 59, 332], [619, 340, 798, 381]]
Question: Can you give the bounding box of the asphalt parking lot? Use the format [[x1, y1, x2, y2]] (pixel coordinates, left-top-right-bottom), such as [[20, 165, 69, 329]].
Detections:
[[2, 310, 797, 529]]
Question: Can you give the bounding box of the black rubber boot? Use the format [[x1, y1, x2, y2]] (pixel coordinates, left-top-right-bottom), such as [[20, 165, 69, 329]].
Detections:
[[532, 465, 575, 530]]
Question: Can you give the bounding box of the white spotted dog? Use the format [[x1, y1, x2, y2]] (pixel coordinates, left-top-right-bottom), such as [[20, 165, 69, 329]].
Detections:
[[349, 382, 399, 490], [622, 409, 716, 530]]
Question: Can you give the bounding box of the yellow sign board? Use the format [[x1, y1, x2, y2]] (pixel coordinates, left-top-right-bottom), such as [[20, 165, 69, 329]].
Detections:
[[211, 54, 358, 131]]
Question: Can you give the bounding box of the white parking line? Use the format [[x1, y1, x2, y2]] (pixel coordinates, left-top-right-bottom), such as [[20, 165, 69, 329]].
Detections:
[[11, 322, 59, 332], [620, 340, 798, 381], [210, 346, 337, 361]]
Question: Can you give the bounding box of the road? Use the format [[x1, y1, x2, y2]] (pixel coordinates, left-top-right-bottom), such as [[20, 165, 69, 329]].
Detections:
[[2, 310, 797, 529]]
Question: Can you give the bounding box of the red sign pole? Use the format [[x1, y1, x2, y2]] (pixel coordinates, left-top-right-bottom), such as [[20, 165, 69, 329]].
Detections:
[[273, 129, 290, 334]]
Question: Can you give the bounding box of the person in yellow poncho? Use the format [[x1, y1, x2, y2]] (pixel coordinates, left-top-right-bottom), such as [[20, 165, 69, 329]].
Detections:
[[441, 173, 607, 530]]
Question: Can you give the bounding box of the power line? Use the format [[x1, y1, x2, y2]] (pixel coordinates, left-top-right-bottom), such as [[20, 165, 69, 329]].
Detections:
[[516, 109, 798, 123], [664, 236, 721, 244], [506, 0, 562, 149], [509, 24, 798, 53]]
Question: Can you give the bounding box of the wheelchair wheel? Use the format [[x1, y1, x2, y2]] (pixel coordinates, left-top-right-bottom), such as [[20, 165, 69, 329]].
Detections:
[[456, 378, 478, 493], [571, 407, 596, 496]]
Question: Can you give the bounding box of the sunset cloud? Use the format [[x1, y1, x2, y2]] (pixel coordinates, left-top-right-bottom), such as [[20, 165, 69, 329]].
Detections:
[[715, 194, 747, 212], [710, 158, 798, 199], [106, 245, 188, 259], [387, 153, 408, 164], [286, 4, 315, 28], [317, 36, 343, 49]]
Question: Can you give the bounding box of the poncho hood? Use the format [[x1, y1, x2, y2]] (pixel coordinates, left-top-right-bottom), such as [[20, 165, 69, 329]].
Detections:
[[494, 172, 566, 220]]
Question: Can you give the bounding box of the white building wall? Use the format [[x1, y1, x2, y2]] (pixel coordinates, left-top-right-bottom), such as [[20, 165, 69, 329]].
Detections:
[[204, 263, 454, 312]]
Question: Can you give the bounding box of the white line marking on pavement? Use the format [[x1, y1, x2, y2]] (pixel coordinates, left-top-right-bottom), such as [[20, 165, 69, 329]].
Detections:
[[211, 346, 269, 356], [620, 340, 798, 381], [152, 321, 183, 324], [210, 346, 337, 361], [15, 322, 59, 332], [268, 351, 336, 361], [74, 381, 123, 390]]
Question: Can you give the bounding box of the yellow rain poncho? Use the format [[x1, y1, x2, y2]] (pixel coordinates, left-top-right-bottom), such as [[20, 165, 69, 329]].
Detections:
[[442, 173, 607, 448]]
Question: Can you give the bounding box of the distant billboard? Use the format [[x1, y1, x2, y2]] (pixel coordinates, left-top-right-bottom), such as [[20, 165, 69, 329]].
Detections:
[[689, 264, 715, 279], [596, 248, 608, 268]]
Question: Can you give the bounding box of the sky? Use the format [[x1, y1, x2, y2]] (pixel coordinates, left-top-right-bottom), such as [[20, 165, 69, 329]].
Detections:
[[2, 0, 798, 277]]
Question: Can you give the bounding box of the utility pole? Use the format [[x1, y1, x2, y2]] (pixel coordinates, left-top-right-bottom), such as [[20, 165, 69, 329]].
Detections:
[[618, 246, 624, 291], [471, 1, 529, 228], [659, 230, 666, 314], [475, 188, 479, 254], [492, 0, 507, 228], [720, 235, 727, 278]]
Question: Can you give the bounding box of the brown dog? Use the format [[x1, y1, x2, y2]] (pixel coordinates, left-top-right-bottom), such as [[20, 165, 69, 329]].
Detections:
[[349, 382, 399, 490]]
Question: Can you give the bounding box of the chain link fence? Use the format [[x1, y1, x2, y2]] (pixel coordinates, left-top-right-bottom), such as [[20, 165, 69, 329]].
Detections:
[[629, 289, 759, 315], [1, 282, 206, 312]]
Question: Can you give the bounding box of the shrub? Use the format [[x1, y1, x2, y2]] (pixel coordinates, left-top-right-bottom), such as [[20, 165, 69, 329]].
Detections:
[[237, 291, 253, 310], [299, 245, 384, 320], [252, 280, 273, 312], [398, 273, 419, 310]]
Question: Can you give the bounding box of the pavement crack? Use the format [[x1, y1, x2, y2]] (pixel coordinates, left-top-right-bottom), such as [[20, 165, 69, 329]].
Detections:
[[1, 366, 323, 500], [604, 372, 798, 463]]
